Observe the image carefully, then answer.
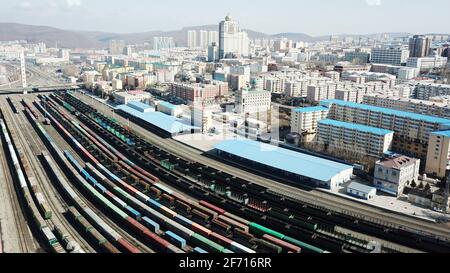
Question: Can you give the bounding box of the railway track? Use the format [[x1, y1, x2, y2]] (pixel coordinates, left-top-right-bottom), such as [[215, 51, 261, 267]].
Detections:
[[72, 91, 450, 241], [0, 95, 151, 252], [5, 91, 440, 253], [161, 136, 450, 237], [0, 103, 34, 252], [52, 93, 376, 253], [67, 91, 450, 251], [32, 101, 154, 253], [12, 97, 97, 253], [1, 98, 80, 252]]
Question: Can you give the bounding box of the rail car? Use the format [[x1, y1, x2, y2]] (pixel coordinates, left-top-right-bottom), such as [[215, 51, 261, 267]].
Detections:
[[0, 118, 66, 253], [30, 109, 142, 253], [6, 97, 19, 114], [51, 92, 422, 253]]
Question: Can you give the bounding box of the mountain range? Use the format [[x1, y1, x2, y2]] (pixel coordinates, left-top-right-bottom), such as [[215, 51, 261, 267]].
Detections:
[[0, 22, 413, 49]]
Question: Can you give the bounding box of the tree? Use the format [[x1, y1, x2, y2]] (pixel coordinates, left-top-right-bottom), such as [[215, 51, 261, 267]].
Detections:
[[418, 182, 424, 189], [410, 180, 417, 188], [425, 183, 431, 192]]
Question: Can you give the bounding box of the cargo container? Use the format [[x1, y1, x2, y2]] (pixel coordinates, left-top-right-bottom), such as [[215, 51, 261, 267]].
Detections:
[[165, 231, 186, 248], [35, 192, 52, 220], [263, 234, 301, 253], [142, 216, 160, 233], [190, 233, 226, 253], [193, 247, 208, 253]]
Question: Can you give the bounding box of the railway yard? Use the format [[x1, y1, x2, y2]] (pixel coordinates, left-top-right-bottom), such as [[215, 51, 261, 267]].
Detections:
[[0, 91, 450, 253]]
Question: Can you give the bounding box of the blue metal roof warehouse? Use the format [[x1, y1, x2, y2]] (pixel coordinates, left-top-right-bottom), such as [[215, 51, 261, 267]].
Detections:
[[116, 102, 198, 136], [214, 139, 354, 189]]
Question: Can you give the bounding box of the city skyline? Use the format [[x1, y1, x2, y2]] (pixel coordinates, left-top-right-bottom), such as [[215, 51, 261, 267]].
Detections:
[[0, 0, 449, 36]]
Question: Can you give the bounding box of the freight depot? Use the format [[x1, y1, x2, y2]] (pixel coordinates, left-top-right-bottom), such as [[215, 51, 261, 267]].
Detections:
[[0, 91, 449, 253], [22, 92, 332, 253], [54, 92, 450, 252]]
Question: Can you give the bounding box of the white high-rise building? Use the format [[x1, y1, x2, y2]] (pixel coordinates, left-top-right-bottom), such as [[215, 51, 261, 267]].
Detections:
[[199, 30, 209, 49], [219, 15, 250, 59], [153, 37, 175, 51], [109, 40, 125, 55], [187, 30, 197, 48], [208, 31, 219, 45], [371, 47, 410, 66], [58, 49, 70, 61], [235, 89, 271, 114]]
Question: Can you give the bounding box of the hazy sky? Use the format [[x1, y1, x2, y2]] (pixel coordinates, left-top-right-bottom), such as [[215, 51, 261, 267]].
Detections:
[[0, 0, 449, 36]]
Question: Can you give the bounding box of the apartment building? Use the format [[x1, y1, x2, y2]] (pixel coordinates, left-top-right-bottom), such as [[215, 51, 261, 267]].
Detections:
[[363, 95, 450, 119], [407, 56, 448, 71], [284, 81, 306, 97], [291, 106, 330, 143], [335, 88, 365, 103], [414, 83, 450, 100], [171, 81, 229, 103], [317, 119, 394, 157], [264, 77, 286, 93], [341, 71, 396, 88], [426, 131, 450, 178], [320, 99, 450, 162], [307, 83, 336, 102], [371, 47, 410, 66], [235, 89, 271, 114]]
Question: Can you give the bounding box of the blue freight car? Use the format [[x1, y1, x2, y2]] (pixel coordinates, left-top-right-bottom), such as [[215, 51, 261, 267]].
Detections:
[[165, 231, 186, 249]]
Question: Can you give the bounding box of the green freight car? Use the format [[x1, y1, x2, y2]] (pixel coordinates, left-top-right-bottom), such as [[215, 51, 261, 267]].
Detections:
[[191, 233, 228, 253], [249, 222, 285, 239], [160, 160, 176, 171], [249, 222, 324, 253]]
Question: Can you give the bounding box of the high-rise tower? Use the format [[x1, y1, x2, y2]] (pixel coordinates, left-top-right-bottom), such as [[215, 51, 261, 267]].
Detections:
[[218, 14, 250, 59], [409, 35, 432, 58], [187, 30, 197, 48]]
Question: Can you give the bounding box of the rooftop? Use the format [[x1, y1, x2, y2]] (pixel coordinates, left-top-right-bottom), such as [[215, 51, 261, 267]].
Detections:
[[377, 155, 419, 169], [319, 119, 394, 136], [367, 95, 450, 109], [320, 99, 450, 125], [127, 101, 154, 113], [241, 88, 270, 94], [432, 130, 450, 137], [158, 101, 177, 110], [347, 182, 377, 194], [116, 103, 197, 134], [214, 139, 353, 182], [293, 106, 329, 113], [416, 83, 450, 88]]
